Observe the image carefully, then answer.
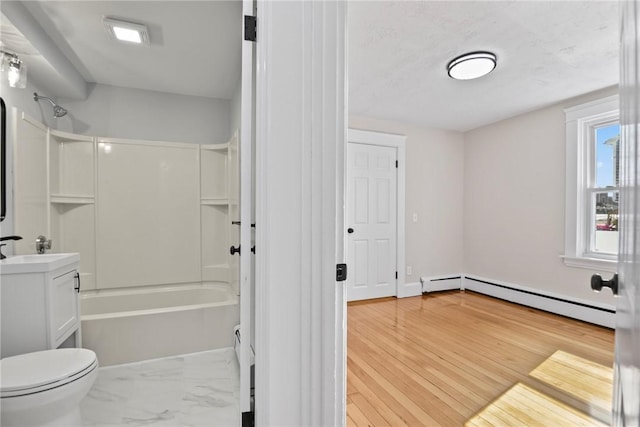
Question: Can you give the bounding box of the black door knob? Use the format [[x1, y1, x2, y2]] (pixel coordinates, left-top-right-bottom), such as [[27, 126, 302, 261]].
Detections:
[[230, 245, 241, 255], [347, 228, 354, 234], [591, 273, 619, 295]]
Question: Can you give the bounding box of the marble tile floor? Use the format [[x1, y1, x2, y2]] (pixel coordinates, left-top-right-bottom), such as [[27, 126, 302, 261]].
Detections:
[[80, 348, 240, 427]]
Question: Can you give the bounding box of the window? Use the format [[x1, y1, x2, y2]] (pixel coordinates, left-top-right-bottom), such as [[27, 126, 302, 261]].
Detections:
[[564, 95, 619, 272]]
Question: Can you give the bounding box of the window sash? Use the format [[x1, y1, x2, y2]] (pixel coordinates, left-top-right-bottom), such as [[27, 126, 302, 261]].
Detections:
[[583, 188, 619, 258], [582, 119, 620, 189]]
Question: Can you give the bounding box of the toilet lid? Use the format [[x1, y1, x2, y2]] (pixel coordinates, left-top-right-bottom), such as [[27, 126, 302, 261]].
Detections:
[[1, 348, 97, 394]]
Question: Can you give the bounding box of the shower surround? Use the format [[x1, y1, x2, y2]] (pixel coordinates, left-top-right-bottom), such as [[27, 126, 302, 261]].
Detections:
[[13, 111, 240, 364]]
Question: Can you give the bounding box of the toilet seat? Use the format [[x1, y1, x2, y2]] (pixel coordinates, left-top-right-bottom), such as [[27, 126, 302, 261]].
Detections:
[[0, 349, 98, 398]]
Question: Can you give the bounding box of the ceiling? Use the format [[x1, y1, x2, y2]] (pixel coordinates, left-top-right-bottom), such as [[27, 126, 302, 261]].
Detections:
[[349, 1, 620, 132], [2, 1, 242, 100], [1, 1, 619, 131]]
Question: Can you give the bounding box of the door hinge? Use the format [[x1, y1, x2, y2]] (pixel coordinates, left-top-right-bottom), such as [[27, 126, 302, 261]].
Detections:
[[242, 411, 254, 427], [244, 16, 257, 42], [395, 271, 398, 279], [336, 264, 347, 282], [395, 160, 398, 168]]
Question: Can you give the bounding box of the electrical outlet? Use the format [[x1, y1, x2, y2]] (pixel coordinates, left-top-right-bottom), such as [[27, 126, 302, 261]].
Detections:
[[412, 213, 418, 223], [406, 266, 412, 276]]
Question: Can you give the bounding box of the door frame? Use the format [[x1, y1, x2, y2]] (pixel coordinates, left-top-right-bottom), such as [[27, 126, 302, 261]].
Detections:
[[254, 1, 346, 425], [239, 0, 255, 418], [347, 128, 406, 297]]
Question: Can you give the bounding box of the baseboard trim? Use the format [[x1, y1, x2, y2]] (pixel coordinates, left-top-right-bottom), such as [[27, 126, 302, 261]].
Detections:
[[462, 275, 615, 329], [398, 281, 422, 298]]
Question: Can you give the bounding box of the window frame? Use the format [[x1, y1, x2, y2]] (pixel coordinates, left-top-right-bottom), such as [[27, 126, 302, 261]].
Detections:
[[563, 95, 619, 272]]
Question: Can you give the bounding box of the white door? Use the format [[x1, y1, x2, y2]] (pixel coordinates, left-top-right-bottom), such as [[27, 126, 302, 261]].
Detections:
[[613, 1, 640, 424], [239, 0, 255, 420], [346, 142, 397, 301]]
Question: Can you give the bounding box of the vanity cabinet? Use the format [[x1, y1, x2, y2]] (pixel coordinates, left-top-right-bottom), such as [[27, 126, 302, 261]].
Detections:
[[0, 253, 81, 358]]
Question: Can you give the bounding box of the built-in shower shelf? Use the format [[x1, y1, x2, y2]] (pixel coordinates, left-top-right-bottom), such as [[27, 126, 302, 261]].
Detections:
[[201, 198, 229, 206], [201, 142, 229, 151], [50, 194, 95, 204], [50, 129, 93, 142]]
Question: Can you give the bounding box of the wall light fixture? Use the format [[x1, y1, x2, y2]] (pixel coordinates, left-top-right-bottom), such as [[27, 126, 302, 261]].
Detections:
[[0, 50, 27, 88]]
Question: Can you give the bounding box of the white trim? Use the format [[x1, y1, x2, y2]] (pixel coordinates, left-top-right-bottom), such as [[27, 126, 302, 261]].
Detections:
[[564, 95, 620, 268], [560, 255, 618, 272], [254, 1, 346, 425], [347, 129, 407, 298], [564, 95, 619, 120], [462, 275, 616, 328], [398, 282, 421, 298], [239, 0, 255, 414]]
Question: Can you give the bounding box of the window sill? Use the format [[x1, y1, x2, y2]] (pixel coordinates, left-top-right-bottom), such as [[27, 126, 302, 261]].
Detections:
[[561, 255, 617, 273]]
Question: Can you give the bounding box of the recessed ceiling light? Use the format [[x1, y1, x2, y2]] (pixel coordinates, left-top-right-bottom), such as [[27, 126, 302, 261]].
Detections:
[[103, 17, 150, 45], [447, 51, 497, 80]]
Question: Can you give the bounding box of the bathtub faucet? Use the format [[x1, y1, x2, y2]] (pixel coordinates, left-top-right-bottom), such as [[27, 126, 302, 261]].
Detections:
[[0, 235, 23, 260]]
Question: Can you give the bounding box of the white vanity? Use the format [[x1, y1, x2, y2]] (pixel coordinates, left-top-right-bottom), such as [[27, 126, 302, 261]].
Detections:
[[0, 253, 81, 358]]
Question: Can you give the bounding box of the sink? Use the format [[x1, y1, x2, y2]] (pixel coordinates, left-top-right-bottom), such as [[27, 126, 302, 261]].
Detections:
[[0, 253, 80, 274]]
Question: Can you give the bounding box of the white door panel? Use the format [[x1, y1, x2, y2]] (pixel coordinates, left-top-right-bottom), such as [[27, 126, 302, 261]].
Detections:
[[613, 2, 640, 424], [347, 143, 397, 301]]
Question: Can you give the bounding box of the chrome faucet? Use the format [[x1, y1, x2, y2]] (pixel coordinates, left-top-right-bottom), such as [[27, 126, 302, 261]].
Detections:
[[0, 235, 23, 260], [35, 235, 52, 254]]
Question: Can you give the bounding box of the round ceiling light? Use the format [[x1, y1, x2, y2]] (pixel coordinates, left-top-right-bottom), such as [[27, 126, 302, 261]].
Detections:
[[447, 51, 497, 80]]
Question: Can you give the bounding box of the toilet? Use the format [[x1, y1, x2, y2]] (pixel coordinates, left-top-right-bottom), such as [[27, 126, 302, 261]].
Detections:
[[0, 348, 98, 427]]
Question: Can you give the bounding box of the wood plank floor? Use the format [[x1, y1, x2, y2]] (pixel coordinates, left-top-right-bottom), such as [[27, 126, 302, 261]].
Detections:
[[347, 291, 615, 427]]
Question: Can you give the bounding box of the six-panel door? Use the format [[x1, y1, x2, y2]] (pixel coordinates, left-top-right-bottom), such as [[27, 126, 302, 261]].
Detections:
[[346, 143, 397, 302]]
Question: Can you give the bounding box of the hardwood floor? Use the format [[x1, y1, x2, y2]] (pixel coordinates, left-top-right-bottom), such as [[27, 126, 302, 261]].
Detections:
[[347, 291, 614, 427]]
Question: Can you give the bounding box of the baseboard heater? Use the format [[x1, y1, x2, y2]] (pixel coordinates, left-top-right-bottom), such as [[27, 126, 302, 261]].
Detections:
[[462, 276, 615, 329], [421, 276, 462, 293]]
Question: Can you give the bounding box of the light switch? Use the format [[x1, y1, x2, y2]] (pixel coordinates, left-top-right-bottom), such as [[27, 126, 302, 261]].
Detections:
[[407, 266, 412, 276]]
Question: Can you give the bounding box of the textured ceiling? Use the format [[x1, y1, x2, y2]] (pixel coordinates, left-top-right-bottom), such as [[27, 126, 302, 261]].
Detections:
[[20, 1, 242, 100], [349, 1, 620, 132]]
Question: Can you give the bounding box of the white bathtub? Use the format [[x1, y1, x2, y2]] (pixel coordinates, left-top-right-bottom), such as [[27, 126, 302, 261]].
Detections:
[[80, 283, 238, 366]]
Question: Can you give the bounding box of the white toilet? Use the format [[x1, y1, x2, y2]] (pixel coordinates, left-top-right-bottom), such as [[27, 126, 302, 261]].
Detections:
[[0, 348, 98, 427]]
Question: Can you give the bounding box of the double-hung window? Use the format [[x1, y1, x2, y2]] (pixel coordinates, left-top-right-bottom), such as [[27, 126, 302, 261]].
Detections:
[[564, 95, 619, 272]]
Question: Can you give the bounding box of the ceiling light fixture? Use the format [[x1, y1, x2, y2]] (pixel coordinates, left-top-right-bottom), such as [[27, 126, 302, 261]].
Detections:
[[103, 17, 150, 45], [447, 51, 497, 80], [0, 50, 27, 88]]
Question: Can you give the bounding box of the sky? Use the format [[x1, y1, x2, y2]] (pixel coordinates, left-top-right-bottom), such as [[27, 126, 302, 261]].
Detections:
[[595, 123, 619, 189]]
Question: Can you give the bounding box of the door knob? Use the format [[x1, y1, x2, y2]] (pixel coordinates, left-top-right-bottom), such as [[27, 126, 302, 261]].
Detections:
[[591, 273, 618, 295], [230, 245, 240, 255], [347, 228, 354, 234]]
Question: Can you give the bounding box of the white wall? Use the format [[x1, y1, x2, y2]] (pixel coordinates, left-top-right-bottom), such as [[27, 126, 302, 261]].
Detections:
[[57, 83, 231, 145], [463, 86, 618, 305], [1, 80, 60, 240], [229, 80, 241, 136], [349, 116, 465, 282]]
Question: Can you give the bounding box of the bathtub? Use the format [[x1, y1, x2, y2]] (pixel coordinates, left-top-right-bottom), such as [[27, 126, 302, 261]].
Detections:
[[80, 283, 238, 366]]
